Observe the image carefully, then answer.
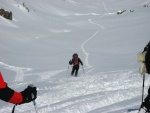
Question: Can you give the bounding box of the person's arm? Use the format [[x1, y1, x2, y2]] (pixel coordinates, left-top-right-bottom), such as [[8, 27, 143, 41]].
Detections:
[[0, 72, 37, 104], [78, 58, 83, 65], [0, 72, 23, 104]]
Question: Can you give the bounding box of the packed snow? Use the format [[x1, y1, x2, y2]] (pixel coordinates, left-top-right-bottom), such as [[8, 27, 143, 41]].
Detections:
[[0, 0, 150, 113]]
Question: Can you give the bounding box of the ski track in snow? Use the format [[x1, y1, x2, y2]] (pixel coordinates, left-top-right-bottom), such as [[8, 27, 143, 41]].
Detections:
[[81, 2, 107, 70], [3, 70, 145, 113], [102, 2, 109, 13], [81, 31, 99, 68], [0, 61, 32, 81], [67, 0, 80, 6]]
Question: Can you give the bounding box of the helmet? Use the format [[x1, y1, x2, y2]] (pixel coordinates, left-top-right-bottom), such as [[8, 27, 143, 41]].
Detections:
[[73, 53, 78, 57]]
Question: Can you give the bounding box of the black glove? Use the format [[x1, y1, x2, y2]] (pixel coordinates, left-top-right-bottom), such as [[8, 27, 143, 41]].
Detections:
[[69, 60, 72, 65], [21, 85, 37, 104]]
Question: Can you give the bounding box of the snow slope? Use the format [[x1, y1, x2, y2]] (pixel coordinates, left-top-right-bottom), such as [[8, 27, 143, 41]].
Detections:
[[0, 0, 150, 113]]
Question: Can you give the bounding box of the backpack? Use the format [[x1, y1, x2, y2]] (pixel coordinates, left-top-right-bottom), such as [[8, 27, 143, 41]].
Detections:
[[138, 42, 150, 75], [137, 51, 147, 63], [72, 53, 79, 66]]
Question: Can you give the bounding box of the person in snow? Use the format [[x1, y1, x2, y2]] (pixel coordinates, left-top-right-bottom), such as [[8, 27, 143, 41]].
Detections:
[[69, 53, 83, 77], [139, 41, 150, 112], [0, 72, 37, 105]]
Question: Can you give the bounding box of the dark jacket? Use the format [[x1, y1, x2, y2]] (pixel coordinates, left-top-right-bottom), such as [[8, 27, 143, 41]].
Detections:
[[144, 42, 150, 74]]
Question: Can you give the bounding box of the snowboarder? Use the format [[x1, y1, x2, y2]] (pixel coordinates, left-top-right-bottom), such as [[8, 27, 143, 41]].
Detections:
[[0, 72, 37, 105], [69, 53, 83, 77]]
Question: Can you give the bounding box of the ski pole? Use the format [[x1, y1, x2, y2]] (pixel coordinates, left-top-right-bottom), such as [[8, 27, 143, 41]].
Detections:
[[32, 99, 38, 113], [12, 104, 17, 113], [141, 73, 145, 103], [138, 74, 145, 113], [66, 65, 70, 76], [82, 65, 85, 75], [11, 99, 38, 113], [28, 84, 38, 113]]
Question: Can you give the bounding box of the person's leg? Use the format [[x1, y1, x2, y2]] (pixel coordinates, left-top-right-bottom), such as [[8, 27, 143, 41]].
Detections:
[[144, 96, 150, 112], [71, 67, 75, 76], [75, 67, 79, 77]]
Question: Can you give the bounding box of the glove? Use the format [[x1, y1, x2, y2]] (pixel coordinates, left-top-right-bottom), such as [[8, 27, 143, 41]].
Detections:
[[69, 60, 72, 65], [21, 85, 37, 104]]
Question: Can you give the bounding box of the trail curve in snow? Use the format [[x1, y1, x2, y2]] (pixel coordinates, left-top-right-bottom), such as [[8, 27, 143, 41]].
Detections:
[[81, 31, 100, 68], [81, 17, 106, 69]]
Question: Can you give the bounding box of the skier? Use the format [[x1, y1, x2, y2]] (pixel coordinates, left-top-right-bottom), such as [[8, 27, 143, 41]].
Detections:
[[69, 53, 83, 77], [0, 72, 37, 105], [139, 41, 150, 112]]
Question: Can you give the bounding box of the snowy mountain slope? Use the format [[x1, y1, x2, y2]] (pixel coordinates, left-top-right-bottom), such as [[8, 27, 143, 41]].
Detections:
[[0, 0, 150, 113]]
